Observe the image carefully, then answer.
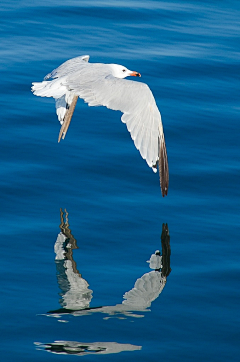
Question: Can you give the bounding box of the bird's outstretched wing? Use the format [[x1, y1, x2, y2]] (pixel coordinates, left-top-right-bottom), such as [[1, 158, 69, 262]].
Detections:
[[44, 55, 90, 80], [65, 73, 169, 196]]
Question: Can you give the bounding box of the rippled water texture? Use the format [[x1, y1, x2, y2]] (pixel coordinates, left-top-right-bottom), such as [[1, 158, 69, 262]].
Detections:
[[1, 1, 240, 361]]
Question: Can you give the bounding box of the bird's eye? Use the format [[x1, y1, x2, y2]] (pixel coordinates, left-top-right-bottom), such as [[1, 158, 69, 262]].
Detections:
[[122, 69, 126, 72]]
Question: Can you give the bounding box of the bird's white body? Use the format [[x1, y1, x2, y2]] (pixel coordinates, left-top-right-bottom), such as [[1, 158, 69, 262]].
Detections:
[[32, 55, 169, 196]]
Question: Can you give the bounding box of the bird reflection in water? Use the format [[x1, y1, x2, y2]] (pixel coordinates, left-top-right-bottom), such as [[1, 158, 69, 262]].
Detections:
[[35, 341, 141, 356], [48, 208, 171, 319]]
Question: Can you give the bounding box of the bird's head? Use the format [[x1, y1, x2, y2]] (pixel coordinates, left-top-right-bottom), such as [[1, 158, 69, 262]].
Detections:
[[110, 64, 141, 79]]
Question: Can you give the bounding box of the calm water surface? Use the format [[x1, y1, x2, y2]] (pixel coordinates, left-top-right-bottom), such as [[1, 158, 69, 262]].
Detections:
[[1, 1, 239, 361]]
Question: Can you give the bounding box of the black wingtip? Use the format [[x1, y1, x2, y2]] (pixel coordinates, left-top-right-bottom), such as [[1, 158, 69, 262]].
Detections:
[[158, 135, 169, 197]]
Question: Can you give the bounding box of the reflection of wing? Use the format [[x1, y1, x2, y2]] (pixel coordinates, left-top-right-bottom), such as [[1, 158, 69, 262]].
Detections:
[[35, 341, 141, 356], [54, 216, 93, 310], [122, 251, 165, 309], [122, 271, 166, 309], [58, 260, 93, 310], [161, 223, 171, 277]]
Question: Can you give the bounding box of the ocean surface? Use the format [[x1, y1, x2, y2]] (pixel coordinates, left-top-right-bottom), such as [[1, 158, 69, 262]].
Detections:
[[1, 0, 239, 361]]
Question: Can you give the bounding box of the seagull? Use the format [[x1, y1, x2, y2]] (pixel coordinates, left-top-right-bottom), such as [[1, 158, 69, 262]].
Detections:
[[32, 55, 169, 196]]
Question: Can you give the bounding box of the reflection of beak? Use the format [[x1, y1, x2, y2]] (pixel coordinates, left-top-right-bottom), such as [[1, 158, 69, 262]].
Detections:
[[130, 71, 141, 77]]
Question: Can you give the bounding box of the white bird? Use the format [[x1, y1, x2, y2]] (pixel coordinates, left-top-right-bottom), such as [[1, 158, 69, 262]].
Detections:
[[32, 55, 169, 196]]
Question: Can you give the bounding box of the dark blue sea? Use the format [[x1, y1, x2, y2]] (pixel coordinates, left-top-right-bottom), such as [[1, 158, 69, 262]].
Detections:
[[1, 1, 239, 361]]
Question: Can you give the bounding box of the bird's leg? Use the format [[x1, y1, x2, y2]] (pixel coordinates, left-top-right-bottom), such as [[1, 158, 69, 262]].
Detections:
[[58, 95, 78, 142]]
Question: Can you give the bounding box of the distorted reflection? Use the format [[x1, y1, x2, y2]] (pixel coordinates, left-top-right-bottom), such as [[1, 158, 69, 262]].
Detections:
[[35, 341, 141, 356], [48, 209, 171, 319], [54, 209, 93, 310]]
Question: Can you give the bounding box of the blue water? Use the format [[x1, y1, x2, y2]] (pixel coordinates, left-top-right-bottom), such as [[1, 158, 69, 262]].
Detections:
[[1, 0, 240, 361]]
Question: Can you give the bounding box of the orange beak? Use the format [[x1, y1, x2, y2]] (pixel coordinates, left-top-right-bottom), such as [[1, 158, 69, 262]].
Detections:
[[130, 71, 141, 77]]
